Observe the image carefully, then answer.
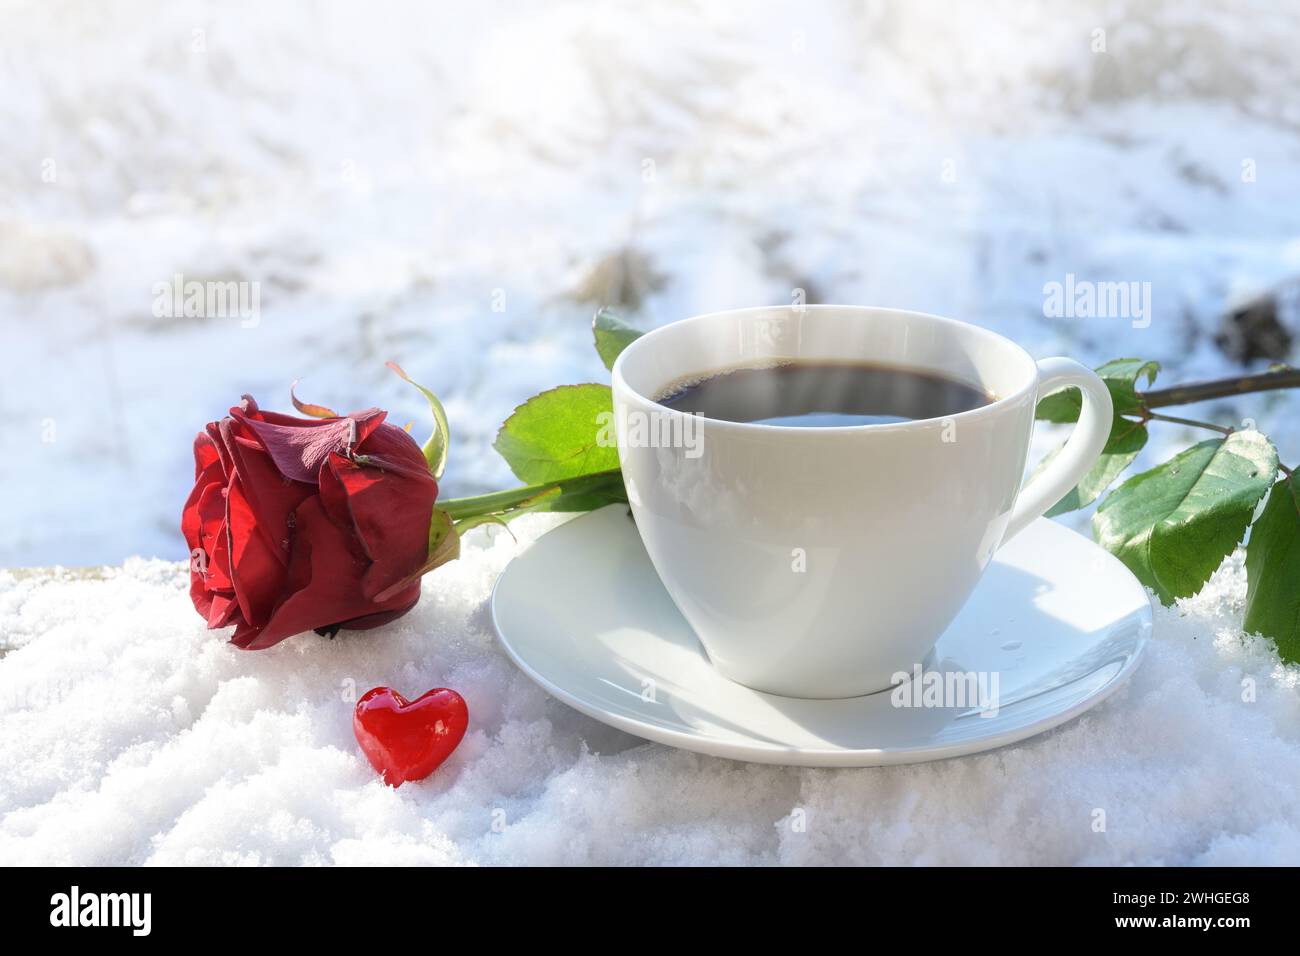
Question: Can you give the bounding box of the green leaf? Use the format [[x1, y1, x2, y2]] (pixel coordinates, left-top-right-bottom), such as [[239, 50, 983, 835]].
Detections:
[[427, 506, 458, 564], [1035, 389, 1084, 424], [1034, 358, 1162, 515], [1244, 476, 1300, 663], [1093, 431, 1278, 603], [592, 308, 644, 371], [1041, 416, 1149, 517], [494, 384, 620, 484], [386, 361, 450, 480], [1098, 358, 1161, 415], [1036, 358, 1160, 422]]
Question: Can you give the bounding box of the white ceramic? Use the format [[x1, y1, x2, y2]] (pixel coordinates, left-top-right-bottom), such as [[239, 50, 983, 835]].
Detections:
[[491, 506, 1151, 767], [611, 305, 1114, 698]]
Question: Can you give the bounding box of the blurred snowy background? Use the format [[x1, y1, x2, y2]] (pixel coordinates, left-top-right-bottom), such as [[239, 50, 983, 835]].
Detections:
[[3, 0, 1300, 566]]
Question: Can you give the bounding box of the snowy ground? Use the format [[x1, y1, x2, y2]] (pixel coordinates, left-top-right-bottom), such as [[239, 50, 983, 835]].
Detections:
[[3, 1, 1300, 864], [1, 514, 1298, 865]]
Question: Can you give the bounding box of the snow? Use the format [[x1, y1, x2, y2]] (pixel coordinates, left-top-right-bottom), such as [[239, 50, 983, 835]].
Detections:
[[3, 0, 1300, 863], [0, 517, 1297, 865]]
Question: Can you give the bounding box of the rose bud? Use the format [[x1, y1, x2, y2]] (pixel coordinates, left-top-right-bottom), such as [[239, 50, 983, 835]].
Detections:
[[181, 392, 453, 650]]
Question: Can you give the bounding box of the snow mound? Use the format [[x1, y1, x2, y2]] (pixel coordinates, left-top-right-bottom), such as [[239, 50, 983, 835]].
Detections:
[[1, 517, 1297, 866]]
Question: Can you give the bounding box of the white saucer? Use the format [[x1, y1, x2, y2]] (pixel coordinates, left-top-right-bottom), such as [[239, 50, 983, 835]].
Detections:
[[490, 506, 1151, 767]]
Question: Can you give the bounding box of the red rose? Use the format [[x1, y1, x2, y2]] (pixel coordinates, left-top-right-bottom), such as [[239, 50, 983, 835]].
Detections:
[[181, 395, 441, 649]]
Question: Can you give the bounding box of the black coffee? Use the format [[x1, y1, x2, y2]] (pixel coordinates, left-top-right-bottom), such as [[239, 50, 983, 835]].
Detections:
[[656, 361, 992, 427]]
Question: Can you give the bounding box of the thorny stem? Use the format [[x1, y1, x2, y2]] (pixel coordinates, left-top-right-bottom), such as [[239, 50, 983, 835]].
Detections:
[[1128, 373, 1300, 479], [440, 481, 559, 520], [1140, 411, 1234, 435], [439, 468, 624, 521], [1140, 367, 1300, 408]]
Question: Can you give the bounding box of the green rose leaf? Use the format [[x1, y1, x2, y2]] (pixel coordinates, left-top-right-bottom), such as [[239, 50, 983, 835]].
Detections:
[[1244, 476, 1300, 663], [427, 506, 459, 564], [494, 384, 620, 484], [1098, 358, 1161, 415], [593, 307, 644, 371], [386, 361, 450, 480], [1093, 431, 1278, 603], [1033, 357, 1161, 515], [1039, 416, 1149, 517], [1036, 358, 1160, 423]]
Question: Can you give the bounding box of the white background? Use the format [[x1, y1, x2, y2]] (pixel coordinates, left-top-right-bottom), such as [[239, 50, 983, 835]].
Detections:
[[4, 0, 1299, 565]]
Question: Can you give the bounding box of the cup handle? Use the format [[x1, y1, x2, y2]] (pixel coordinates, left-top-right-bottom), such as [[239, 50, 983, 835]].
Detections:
[[1001, 357, 1114, 543]]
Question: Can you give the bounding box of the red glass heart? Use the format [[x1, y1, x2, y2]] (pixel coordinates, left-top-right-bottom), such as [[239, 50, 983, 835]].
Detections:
[[353, 686, 468, 786]]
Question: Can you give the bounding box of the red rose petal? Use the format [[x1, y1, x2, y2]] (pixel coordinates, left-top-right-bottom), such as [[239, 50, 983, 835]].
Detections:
[[233, 402, 387, 485], [185, 397, 439, 650], [225, 477, 291, 630], [231, 497, 372, 649]]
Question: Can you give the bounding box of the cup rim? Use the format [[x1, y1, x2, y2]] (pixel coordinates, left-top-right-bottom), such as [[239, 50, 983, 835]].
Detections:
[[610, 304, 1040, 434]]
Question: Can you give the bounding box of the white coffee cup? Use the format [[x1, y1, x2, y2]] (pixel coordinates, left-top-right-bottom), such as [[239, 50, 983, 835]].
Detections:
[[611, 305, 1112, 699]]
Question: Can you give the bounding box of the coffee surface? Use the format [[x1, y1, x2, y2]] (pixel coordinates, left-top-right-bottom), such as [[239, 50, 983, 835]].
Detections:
[[657, 361, 992, 426]]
